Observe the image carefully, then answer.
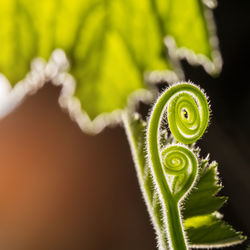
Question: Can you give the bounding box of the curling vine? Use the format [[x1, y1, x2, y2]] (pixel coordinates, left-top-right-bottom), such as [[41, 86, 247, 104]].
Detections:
[[146, 82, 209, 249], [123, 81, 245, 249]]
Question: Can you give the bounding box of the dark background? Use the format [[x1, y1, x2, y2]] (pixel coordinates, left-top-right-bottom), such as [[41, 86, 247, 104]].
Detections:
[[0, 0, 249, 249], [184, 0, 250, 249]]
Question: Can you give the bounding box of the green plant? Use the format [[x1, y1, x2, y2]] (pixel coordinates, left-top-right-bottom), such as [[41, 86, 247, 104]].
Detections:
[[0, 0, 221, 131], [123, 82, 246, 249], [0, 0, 247, 249]]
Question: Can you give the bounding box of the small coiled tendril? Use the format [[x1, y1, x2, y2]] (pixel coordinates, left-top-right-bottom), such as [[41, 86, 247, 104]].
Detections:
[[161, 145, 195, 175], [161, 145, 191, 175], [161, 145, 198, 200], [146, 82, 209, 249]]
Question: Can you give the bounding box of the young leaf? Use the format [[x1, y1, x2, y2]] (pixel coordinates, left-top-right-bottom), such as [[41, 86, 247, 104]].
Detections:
[[182, 159, 228, 218], [0, 0, 220, 133], [185, 214, 246, 248]]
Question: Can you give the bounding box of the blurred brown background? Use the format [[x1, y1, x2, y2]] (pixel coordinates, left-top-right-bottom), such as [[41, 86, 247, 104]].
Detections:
[[0, 0, 250, 249], [0, 84, 155, 250]]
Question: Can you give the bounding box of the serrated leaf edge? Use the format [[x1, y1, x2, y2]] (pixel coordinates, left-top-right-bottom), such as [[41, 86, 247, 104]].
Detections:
[[0, 49, 178, 134], [165, 4, 222, 76], [0, 1, 221, 133]]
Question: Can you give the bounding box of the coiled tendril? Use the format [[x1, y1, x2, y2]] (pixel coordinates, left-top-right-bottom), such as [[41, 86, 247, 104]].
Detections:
[[168, 90, 209, 144], [129, 82, 211, 250], [146, 82, 209, 249], [161, 144, 198, 200], [162, 145, 194, 175], [147, 82, 209, 201]]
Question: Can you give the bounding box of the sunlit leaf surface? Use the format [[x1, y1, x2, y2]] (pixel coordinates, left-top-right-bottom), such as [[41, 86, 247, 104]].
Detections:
[[0, 0, 220, 131]]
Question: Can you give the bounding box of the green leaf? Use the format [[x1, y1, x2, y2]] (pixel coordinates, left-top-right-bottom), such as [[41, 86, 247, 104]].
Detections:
[[154, 0, 222, 73], [123, 113, 246, 249], [0, 0, 220, 132], [182, 159, 228, 218], [185, 213, 246, 248]]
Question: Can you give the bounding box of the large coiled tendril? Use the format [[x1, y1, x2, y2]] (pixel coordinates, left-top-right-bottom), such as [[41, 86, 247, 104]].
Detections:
[[168, 90, 208, 144]]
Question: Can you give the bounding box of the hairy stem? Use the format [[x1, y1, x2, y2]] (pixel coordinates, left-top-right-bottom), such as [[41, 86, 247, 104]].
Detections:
[[165, 198, 187, 250], [147, 83, 209, 249], [122, 113, 169, 249], [147, 86, 187, 249]]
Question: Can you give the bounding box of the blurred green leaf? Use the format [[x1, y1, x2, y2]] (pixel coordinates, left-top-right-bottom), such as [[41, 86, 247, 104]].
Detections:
[[0, 0, 220, 128]]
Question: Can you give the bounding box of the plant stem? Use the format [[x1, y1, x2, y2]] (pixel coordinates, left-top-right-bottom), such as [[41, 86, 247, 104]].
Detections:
[[165, 197, 187, 250], [123, 112, 188, 249], [146, 84, 193, 249], [122, 113, 169, 250], [149, 153, 188, 249]]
